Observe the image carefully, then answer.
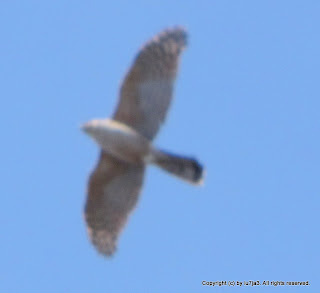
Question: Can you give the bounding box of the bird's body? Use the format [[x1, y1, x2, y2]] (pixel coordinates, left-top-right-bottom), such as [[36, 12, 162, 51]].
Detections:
[[82, 119, 151, 164], [82, 27, 205, 257]]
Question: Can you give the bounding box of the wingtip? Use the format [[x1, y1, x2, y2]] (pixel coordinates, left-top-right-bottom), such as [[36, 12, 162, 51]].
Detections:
[[158, 26, 188, 47], [143, 26, 188, 52], [87, 228, 118, 258]]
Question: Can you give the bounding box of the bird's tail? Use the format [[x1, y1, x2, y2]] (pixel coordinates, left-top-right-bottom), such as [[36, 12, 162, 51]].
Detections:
[[148, 148, 204, 185]]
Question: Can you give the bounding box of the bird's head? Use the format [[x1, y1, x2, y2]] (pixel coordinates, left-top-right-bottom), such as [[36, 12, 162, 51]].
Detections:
[[81, 119, 111, 138]]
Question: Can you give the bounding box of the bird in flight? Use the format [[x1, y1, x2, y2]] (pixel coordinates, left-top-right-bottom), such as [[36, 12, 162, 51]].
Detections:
[[82, 27, 204, 257]]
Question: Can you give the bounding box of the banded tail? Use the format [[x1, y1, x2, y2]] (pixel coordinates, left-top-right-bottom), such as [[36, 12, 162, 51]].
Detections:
[[150, 149, 204, 185]]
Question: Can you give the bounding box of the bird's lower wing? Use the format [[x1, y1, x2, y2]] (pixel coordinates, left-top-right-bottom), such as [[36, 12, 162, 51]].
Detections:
[[85, 151, 145, 256]]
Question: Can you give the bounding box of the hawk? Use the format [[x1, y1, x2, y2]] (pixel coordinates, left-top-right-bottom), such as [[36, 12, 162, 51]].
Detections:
[[82, 27, 204, 257]]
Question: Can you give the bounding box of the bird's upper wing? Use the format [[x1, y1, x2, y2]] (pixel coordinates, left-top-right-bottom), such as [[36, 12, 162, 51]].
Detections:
[[113, 27, 187, 140], [85, 151, 145, 256]]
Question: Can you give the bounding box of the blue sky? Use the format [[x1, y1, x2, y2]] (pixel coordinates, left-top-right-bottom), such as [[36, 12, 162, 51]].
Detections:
[[1, 1, 319, 292]]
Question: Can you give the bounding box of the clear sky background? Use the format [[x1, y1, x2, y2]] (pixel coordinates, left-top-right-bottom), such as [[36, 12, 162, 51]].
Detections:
[[1, 1, 319, 292]]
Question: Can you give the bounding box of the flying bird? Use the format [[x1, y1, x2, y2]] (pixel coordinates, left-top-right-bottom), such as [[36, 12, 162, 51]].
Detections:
[[82, 27, 204, 257]]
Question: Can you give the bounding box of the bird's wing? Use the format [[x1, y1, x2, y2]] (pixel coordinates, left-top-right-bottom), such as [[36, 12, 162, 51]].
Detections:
[[113, 27, 187, 140], [85, 151, 145, 256]]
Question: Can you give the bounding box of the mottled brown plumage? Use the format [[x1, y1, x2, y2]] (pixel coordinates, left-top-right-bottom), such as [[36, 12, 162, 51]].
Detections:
[[85, 152, 144, 256], [113, 28, 187, 139], [83, 27, 203, 257]]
